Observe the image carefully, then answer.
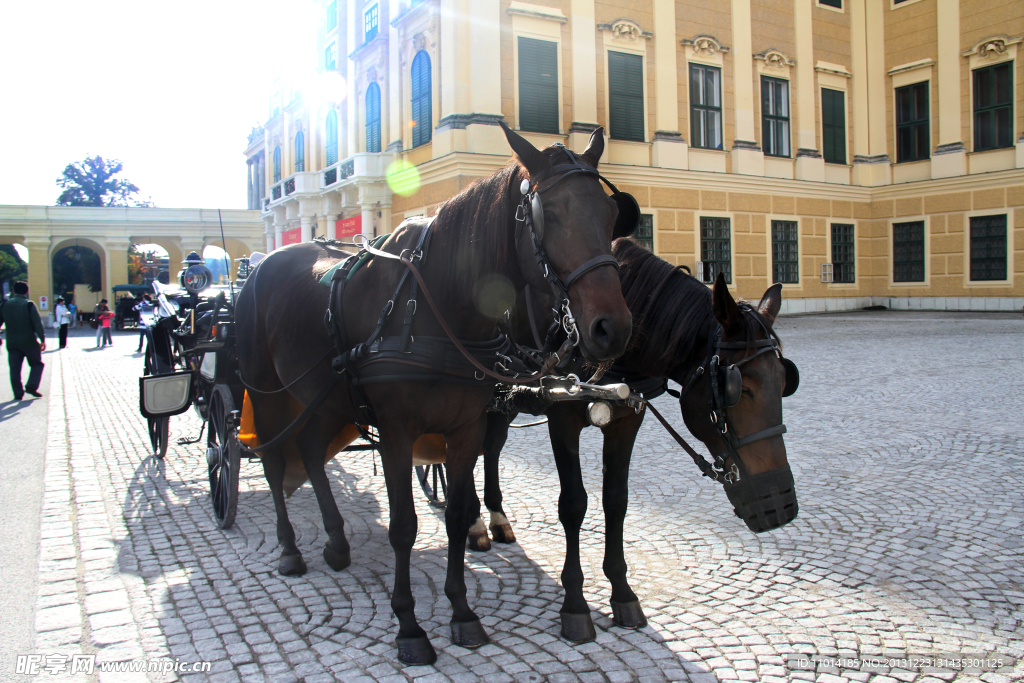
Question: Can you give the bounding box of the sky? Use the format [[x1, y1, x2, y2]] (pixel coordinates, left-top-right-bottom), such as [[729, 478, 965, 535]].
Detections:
[[0, 0, 321, 210]]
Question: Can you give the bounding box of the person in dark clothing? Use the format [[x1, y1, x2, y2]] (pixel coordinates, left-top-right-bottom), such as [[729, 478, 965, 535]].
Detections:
[[0, 281, 47, 400]]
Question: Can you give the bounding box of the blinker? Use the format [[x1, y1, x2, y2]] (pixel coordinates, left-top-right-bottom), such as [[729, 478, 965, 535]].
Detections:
[[781, 357, 799, 397], [611, 192, 640, 239], [722, 365, 742, 407], [530, 194, 545, 239]]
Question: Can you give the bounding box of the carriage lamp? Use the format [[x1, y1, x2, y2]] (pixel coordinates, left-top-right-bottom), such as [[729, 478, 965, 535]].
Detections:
[[587, 401, 613, 427]]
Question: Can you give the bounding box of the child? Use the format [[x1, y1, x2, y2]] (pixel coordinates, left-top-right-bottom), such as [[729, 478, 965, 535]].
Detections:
[[97, 305, 114, 348]]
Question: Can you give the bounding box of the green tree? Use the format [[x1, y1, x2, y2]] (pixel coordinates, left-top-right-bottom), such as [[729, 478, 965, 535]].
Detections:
[[0, 245, 28, 284], [55, 155, 155, 207], [52, 247, 101, 298]]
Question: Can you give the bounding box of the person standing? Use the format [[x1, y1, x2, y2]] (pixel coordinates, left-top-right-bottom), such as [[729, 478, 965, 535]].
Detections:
[[97, 304, 114, 348], [93, 299, 108, 346], [0, 281, 47, 400], [53, 297, 71, 349], [134, 293, 153, 353], [68, 300, 78, 327]]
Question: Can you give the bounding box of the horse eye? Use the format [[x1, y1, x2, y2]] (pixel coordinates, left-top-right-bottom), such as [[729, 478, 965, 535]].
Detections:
[[742, 388, 754, 398]]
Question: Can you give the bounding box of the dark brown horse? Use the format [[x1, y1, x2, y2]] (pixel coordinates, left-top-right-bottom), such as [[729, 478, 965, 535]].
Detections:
[[479, 238, 799, 642], [233, 125, 632, 664]]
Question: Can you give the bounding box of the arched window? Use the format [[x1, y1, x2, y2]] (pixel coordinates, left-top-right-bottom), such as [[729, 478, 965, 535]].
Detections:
[[326, 110, 338, 165], [294, 130, 305, 172], [273, 146, 281, 182], [366, 83, 382, 153], [410, 50, 432, 148]]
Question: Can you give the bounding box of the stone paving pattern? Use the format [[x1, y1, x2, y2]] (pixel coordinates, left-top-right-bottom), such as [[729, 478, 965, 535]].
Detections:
[[29, 312, 1024, 682]]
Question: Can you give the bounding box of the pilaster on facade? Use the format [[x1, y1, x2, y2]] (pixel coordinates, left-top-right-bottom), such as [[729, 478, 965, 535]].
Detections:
[[569, 0, 598, 152]]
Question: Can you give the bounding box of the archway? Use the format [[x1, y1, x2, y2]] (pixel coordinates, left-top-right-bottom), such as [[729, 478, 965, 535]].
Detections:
[[129, 243, 171, 286], [50, 238, 105, 312], [0, 243, 28, 298]]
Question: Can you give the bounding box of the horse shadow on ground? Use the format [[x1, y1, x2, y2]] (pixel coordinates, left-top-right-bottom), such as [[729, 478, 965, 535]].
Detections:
[[114, 443, 707, 682]]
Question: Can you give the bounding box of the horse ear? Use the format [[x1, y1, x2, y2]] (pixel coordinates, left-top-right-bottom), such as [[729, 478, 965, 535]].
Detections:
[[500, 121, 548, 177], [758, 283, 783, 323], [580, 127, 605, 168], [712, 273, 744, 336]]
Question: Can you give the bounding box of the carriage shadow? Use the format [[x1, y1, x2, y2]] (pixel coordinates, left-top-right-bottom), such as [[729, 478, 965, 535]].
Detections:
[[115, 446, 710, 681]]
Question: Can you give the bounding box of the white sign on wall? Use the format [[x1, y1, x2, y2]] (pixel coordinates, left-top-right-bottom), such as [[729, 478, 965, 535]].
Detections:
[[39, 296, 48, 311]]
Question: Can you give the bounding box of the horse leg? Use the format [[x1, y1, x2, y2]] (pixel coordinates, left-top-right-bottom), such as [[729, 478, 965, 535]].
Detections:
[[482, 411, 516, 545], [261, 449, 307, 576], [443, 415, 490, 648], [601, 409, 647, 629], [294, 415, 351, 571], [546, 403, 594, 642], [376, 425, 436, 665]]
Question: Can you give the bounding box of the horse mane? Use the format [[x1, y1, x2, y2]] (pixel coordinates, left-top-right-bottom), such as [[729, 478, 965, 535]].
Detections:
[[428, 145, 587, 299], [613, 238, 778, 375]]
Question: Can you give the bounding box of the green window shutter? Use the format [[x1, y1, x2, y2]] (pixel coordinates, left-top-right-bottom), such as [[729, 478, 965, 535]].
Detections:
[[411, 51, 432, 147], [608, 51, 644, 142], [366, 83, 381, 153], [518, 37, 559, 134], [822, 88, 846, 164]]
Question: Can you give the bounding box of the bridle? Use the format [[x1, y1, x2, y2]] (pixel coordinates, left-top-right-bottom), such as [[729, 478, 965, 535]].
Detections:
[[515, 144, 639, 362], [649, 304, 797, 484]]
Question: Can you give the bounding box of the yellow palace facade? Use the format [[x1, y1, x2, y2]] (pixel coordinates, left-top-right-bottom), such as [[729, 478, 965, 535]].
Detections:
[[245, 0, 1024, 313]]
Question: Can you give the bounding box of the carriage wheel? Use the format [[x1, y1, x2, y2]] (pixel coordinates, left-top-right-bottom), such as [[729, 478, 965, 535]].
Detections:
[[148, 417, 169, 459], [415, 464, 447, 509], [207, 385, 240, 530]]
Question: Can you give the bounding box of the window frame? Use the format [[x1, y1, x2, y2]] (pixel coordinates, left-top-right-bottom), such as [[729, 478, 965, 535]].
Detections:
[[294, 131, 305, 173], [895, 81, 930, 163], [821, 87, 847, 165], [364, 4, 379, 44], [324, 42, 336, 71], [365, 82, 382, 153], [635, 214, 654, 252], [325, 110, 338, 166], [969, 214, 1008, 282], [699, 216, 732, 284], [690, 64, 723, 150], [761, 76, 791, 158], [326, 0, 337, 31], [892, 220, 926, 283], [972, 61, 1014, 152], [410, 50, 432, 148], [272, 146, 281, 183], [771, 220, 799, 284], [608, 50, 645, 142], [830, 223, 856, 284], [818, 0, 841, 7], [517, 36, 560, 135]]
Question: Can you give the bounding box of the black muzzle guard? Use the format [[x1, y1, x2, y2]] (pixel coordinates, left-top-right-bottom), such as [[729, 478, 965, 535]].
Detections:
[[723, 464, 798, 533]]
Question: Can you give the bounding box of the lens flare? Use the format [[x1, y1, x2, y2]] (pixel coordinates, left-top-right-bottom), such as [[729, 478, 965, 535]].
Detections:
[[386, 159, 421, 197]]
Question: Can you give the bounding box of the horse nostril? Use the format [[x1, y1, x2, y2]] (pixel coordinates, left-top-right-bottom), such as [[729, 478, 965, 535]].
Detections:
[[589, 315, 613, 353]]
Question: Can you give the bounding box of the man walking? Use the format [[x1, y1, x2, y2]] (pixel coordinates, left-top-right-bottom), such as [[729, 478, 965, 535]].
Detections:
[[0, 281, 47, 400]]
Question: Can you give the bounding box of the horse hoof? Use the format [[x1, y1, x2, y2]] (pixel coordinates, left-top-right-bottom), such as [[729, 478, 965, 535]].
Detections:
[[560, 612, 596, 643], [467, 530, 491, 552], [323, 544, 351, 571], [450, 618, 489, 649], [278, 554, 307, 576], [490, 523, 516, 544], [396, 636, 437, 665], [611, 600, 648, 629]]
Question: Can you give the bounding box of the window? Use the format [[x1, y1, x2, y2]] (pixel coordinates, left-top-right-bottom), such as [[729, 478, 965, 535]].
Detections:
[[700, 217, 731, 284], [325, 42, 336, 71], [364, 4, 378, 43], [761, 77, 790, 157], [608, 51, 644, 142], [635, 214, 654, 251], [970, 214, 1007, 281], [819, 0, 841, 6], [831, 224, 855, 283], [973, 62, 1013, 151], [326, 0, 337, 31], [410, 51, 432, 147], [273, 146, 281, 183], [771, 221, 799, 284], [822, 88, 846, 164], [893, 221, 925, 282], [896, 82, 929, 162], [690, 64, 722, 149], [366, 83, 381, 153], [518, 37, 559, 134], [326, 110, 338, 166], [294, 131, 305, 172]]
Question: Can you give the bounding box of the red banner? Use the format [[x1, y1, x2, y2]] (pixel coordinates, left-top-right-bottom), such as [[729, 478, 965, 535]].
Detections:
[[336, 215, 362, 238], [281, 228, 301, 246]]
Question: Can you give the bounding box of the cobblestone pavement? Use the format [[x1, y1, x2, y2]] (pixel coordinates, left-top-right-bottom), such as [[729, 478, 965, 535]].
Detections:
[[28, 312, 1024, 682]]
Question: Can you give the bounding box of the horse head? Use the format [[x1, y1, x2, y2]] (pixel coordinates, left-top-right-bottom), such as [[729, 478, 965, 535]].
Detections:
[[676, 275, 799, 533], [500, 122, 632, 362]]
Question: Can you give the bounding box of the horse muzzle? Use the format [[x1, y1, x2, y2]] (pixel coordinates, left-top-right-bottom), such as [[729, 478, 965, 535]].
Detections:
[[723, 464, 798, 533]]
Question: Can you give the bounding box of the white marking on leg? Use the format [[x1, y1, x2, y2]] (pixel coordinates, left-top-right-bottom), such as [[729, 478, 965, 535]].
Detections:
[[468, 516, 487, 535], [489, 511, 509, 528]]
